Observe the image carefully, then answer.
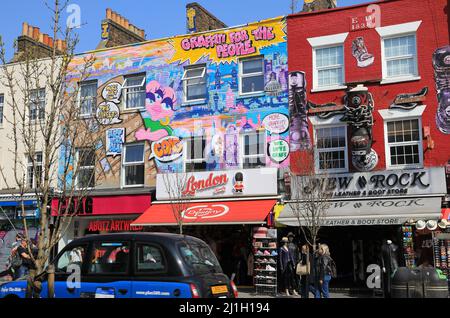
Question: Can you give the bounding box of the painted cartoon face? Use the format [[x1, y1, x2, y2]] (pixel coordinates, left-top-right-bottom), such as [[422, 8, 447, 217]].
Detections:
[[145, 80, 176, 121]]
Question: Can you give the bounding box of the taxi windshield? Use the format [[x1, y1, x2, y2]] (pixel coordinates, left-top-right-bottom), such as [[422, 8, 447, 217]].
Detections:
[[178, 240, 222, 275]]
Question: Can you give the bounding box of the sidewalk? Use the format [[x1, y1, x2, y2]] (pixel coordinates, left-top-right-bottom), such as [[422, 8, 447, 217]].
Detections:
[[237, 287, 376, 298]]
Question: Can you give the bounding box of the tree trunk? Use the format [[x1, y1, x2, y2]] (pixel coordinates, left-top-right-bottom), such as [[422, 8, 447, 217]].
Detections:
[[47, 264, 55, 298]]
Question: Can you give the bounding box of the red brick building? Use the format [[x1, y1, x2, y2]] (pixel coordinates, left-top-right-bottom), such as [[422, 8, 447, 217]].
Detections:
[[279, 0, 450, 288]]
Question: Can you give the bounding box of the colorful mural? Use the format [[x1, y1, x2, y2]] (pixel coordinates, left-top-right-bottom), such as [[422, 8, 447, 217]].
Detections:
[[433, 45, 450, 134], [352, 37, 374, 68], [65, 17, 289, 179]]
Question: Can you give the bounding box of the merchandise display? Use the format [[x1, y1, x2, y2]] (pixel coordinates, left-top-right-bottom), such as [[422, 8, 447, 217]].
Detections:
[[402, 226, 415, 268], [253, 227, 278, 296]]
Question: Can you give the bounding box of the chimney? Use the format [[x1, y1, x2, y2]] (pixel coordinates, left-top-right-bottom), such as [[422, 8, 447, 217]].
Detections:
[[186, 3, 227, 34], [302, 0, 337, 12], [97, 8, 146, 49], [12, 22, 67, 63]]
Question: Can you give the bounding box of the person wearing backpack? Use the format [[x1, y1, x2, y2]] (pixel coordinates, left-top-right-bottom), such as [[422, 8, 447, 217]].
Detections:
[[315, 244, 336, 298]]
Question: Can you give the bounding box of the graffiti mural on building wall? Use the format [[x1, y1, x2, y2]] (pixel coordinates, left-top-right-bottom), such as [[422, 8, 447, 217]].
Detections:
[[65, 17, 289, 176], [288, 71, 311, 152], [433, 45, 450, 134], [352, 37, 374, 68], [106, 128, 125, 157]]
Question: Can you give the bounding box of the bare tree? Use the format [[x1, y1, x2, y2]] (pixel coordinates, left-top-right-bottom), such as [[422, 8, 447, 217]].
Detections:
[[0, 0, 107, 297], [160, 171, 192, 235], [288, 148, 333, 252]]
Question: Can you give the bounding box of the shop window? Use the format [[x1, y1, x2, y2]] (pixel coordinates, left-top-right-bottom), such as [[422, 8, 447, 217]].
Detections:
[[123, 74, 146, 109], [241, 130, 266, 169], [182, 65, 207, 103], [385, 118, 423, 169], [239, 56, 264, 95], [184, 136, 207, 172], [383, 35, 418, 80], [88, 242, 130, 275], [314, 46, 344, 89], [314, 126, 348, 173], [56, 245, 87, 273], [0, 94, 4, 125], [29, 88, 45, 121], [79, 80, 97, 116], [123, 143, 145, 187], [26, 152, 43, 189], [76, 148, 95, 189], [135, 243, 167, 274]]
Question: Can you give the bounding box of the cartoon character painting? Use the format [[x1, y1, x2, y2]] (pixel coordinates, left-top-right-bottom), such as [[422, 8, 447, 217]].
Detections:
[[135, 80, 176, 142]]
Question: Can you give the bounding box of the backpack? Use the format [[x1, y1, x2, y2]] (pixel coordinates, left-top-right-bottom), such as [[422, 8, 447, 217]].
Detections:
[[10, 252, 22, 268], [327, 257, 337, 278]]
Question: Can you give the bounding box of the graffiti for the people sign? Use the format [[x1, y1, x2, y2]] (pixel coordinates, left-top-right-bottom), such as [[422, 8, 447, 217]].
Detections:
[[170, 19, 286, 64]]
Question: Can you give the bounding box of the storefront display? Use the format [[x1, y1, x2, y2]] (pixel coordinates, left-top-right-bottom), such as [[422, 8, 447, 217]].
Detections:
[[402, 226, 415, 268], [253, 227, 278, 296], [433, 229, 450, 286]]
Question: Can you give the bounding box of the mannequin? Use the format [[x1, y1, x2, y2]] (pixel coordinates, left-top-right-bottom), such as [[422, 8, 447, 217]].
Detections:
[[280, 237, 298, 296], [381, 239, 399, 298], [287, 232, 300, 292]]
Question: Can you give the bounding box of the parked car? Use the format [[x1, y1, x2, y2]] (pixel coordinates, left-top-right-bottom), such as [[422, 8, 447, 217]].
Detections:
[[0, 233, 238, 298]]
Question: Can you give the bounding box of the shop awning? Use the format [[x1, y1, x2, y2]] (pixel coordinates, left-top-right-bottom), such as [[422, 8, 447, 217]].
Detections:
[[277, 197, 443, 227], [131, 199, 277, 226]]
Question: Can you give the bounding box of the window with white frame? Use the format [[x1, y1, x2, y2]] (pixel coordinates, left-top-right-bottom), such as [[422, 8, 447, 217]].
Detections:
[[79, 81, 97, 116], [385, 118, 423, 168], [76, 148, 95, 189], [314, 46, 345, 89], [314, 126, 348, 172], [29, 89, 45, 121], [123, 143, 145, 187], [123, 74, 146, 109], [383, 34, 418, 79], [241, 130, 266, 169], [0, 94, 3, 125], [239, 57, 265, 95], [376, 21, 421, 83], [27, 152, 43, 189], [184, 136, 207, 172], [182, 65, 207, 103]]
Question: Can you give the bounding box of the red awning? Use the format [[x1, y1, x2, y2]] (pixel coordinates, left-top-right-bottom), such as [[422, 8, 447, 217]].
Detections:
[[131, 200, 277, 226]]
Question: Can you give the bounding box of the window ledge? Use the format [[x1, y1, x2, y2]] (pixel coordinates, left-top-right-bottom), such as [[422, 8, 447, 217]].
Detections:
[[238, 92, 266, 99], [311, 85, 347, 93], [122, 108, 143, 114], [181, 100, 207, 107], [386, 165, 424, 171], [380, 76, 421, 85]]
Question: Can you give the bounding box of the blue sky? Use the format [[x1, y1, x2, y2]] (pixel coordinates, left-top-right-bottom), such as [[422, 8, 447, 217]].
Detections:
[[1, 0, 371, 59]]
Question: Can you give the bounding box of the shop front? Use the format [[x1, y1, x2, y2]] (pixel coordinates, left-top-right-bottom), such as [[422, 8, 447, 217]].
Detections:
[[277, 167, 447, 288], [131, 168, 280, 286], [52, 191, 152, 251]]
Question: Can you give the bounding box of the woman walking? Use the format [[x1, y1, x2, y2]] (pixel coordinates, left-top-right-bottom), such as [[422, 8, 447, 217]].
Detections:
[[297, 244, 311, 298]]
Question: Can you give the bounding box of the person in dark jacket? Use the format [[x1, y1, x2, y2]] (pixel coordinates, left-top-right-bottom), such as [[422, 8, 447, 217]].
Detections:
[[279, 237, 298, 296], [298, 244, 311, 298], [311, 244, 333, 298]]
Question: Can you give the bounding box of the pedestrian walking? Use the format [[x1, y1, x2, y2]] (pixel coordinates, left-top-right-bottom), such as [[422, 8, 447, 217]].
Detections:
[[296, 244, 311, 298], [279, 237, 298, 296], [287, 232, 300, 292], [16, 239, 35, 279], [311, 244, 336, 298]]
